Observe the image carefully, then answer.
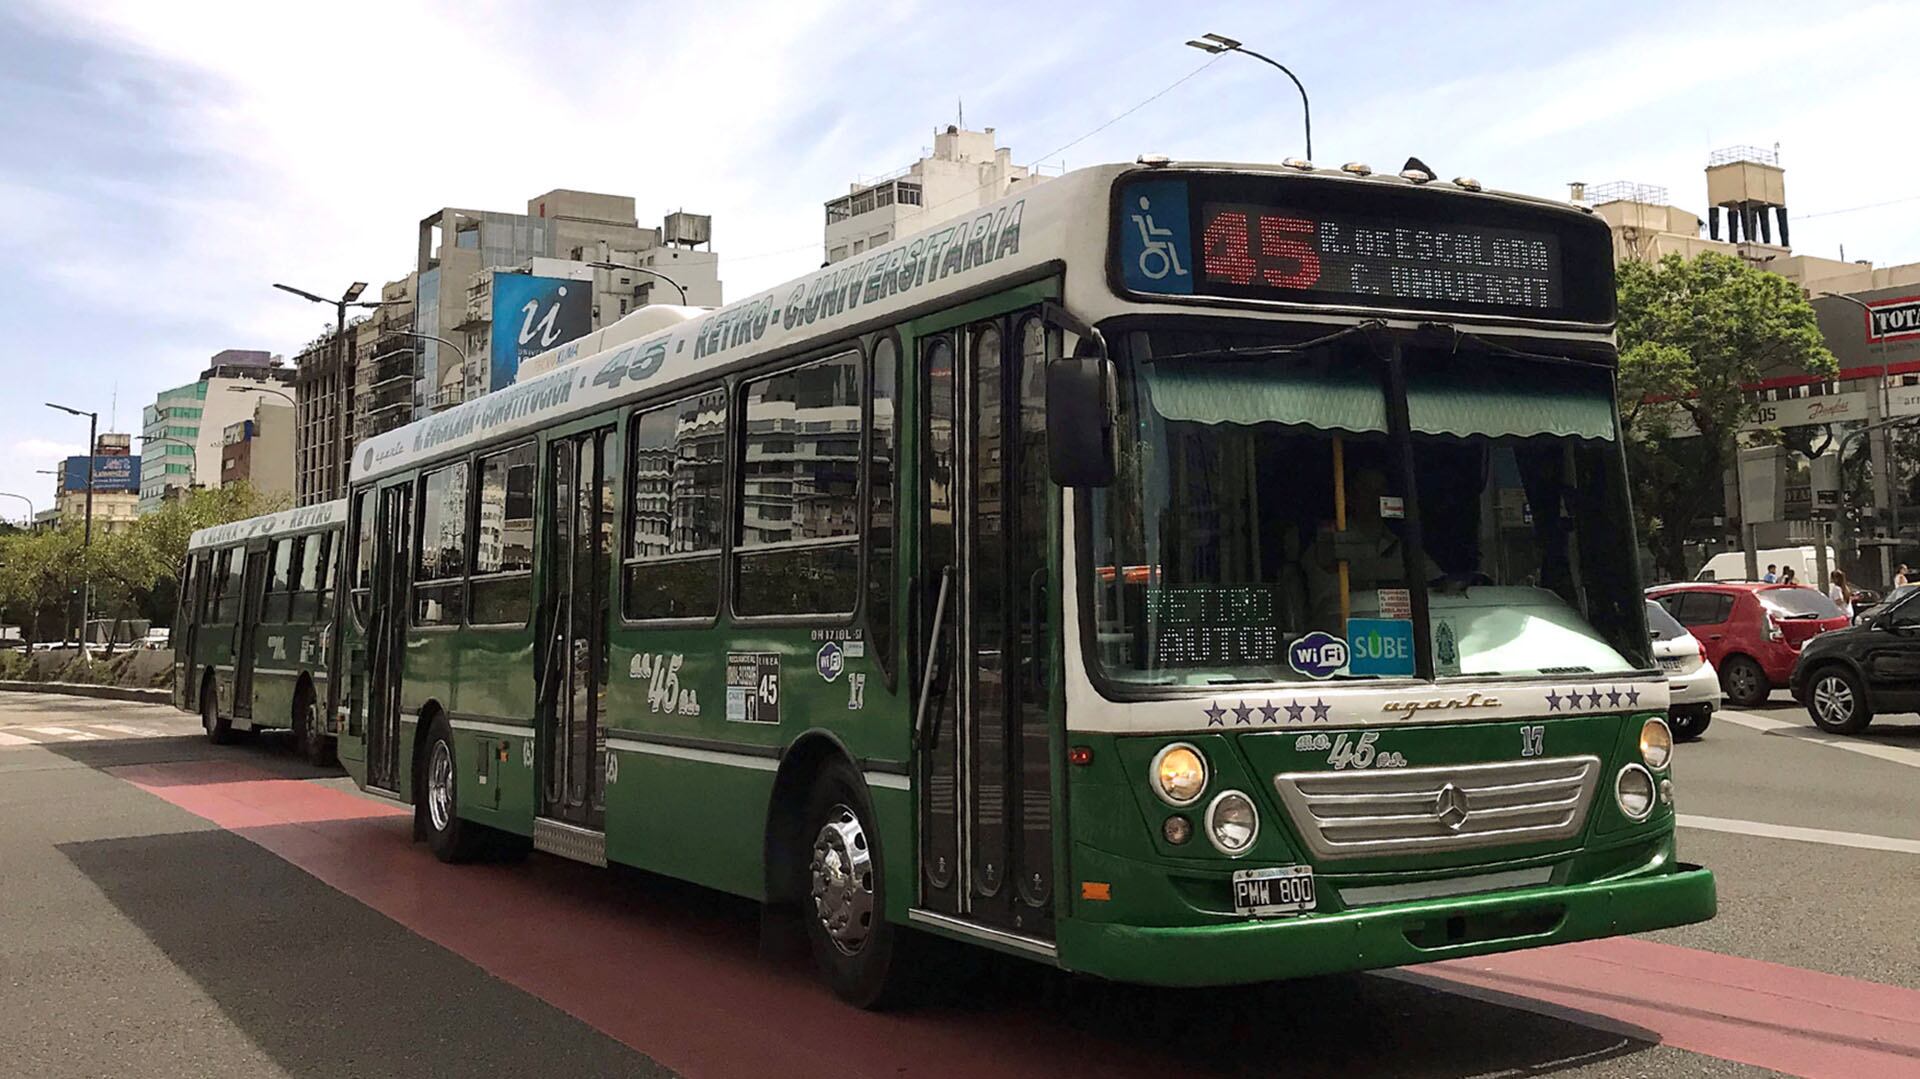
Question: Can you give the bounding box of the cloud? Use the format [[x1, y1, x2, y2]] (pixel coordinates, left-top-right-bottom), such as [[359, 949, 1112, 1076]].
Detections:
[[15, 438, 82, 460]]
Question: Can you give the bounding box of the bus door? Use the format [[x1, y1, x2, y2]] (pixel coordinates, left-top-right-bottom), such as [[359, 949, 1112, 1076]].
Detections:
[[538, 427, 614, 830], [917, 311, 1057, 939], [175, 554, 210, 710], [366, 484, 413, 793], [231, 548, 271, 720]]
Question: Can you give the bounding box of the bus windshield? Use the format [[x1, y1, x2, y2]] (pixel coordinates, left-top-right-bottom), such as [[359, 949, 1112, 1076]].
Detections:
[[1087, 325, 1648, 689]]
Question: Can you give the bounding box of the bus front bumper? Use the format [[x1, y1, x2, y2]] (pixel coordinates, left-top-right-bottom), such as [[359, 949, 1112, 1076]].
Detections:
[[1055, 863, 1716, 987]]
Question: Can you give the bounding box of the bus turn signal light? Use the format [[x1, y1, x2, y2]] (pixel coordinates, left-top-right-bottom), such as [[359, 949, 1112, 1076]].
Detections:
[[1081, 881, 1112, 901]]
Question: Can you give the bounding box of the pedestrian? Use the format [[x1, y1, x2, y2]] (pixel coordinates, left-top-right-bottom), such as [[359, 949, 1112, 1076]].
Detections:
[[1781, 566, 1797, 586], [1897, 563, 1912, 588], [1762, 563, 1778, 583], [1829, 569, 1854, 619]]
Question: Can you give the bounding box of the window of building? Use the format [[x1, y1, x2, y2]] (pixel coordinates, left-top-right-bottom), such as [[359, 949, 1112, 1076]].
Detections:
[[415, 461, 469, 625], [625, 389, 726, 619], [871, 231, 891, 247], [852, 239, 866, 255], [829, 245, 849, 263], [472, 443, 536, 625], [736, 352, 862, 616], [867, 336, 898, 678]]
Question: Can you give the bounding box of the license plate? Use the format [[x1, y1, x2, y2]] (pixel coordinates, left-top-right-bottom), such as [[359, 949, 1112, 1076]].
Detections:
[[1659, 656, 1684, 672], [1233, 864, 1316, 916]]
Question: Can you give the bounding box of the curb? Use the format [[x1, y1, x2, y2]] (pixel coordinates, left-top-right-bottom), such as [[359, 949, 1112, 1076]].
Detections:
[[0, 680, 171, 704]]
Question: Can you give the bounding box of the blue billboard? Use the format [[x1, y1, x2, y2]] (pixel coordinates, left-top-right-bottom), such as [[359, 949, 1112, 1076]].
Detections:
[[490, 274, 592, 393], [63, 455, 140, 493]]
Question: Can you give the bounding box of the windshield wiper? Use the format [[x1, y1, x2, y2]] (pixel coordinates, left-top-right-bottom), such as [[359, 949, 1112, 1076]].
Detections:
[[1141, 320, 1388, 365]]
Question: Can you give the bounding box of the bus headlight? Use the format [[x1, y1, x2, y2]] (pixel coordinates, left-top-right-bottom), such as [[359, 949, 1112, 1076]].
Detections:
[[1205, 791, 1259, 856], [1615, 764, 1656, 821], [1151, 743, 1207, 806], [1639, 717, 1673, 771]]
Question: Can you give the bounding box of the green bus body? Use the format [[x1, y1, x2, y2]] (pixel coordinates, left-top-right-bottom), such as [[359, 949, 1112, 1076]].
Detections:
[[307, 162, 1708, 998], [174, 501, 346, 750]]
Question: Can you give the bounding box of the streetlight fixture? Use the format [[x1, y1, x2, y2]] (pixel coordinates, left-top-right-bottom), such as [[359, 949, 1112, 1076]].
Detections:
[[588, 260, 691, 306], [382, 330, 471, 408], [225, 384, 296, 406], [273, 281, 393, 500], [0, 492, 33, 528], [1185, 32, 1313, 161], [44, 401, 97, 645]]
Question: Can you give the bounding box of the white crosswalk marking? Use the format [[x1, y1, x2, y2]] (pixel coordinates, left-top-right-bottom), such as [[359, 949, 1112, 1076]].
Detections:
[[0, 730, 32, 746], [26, 726, 99, 740], [96, 724, 161, 737]]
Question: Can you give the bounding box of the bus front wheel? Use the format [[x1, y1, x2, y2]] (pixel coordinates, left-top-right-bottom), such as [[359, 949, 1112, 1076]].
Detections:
[[802, 759, 913, 1009], [201, 677, 234, 745], [417, 717, 485, 863]]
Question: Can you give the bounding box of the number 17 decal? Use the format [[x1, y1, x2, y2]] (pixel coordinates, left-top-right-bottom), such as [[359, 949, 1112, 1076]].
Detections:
[[1520, 725, 1545, 758]]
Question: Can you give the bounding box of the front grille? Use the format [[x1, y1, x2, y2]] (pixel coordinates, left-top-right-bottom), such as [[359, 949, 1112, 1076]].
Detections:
[[1273, 756, 1601, 860]]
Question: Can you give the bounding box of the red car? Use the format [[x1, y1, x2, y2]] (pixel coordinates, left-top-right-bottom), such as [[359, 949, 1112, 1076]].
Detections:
[[1647, 582, 1849, 707]]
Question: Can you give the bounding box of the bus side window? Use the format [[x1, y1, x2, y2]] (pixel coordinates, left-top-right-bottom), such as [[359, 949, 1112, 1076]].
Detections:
[[215, 548, 243, 623], [866, 334, 899, 680], [290, 536, 318, 623], [351, 489, 375, 624], [471, 443, 536, 625], [625, 391, 725, 620], [415, 462, 469, 626], [734, 352, 863, 616], [283, 537, 306, 622], [314, 533, 335, 622]]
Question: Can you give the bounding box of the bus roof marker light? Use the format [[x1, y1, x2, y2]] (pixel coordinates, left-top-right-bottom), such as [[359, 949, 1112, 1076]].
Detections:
[[1452, 176, 1483, 191], [1137, 153, 1172, 167], [1399, 168, 1433, 183], [1341, 162, 1373, 176], [1282, 157, 1314, 171]]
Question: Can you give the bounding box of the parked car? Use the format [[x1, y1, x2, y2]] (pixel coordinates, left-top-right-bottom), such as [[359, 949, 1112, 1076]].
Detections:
[[1791, 586, 1920, 733], [1646, 600, 1717, 740], [1646, 582, 1850, 707]]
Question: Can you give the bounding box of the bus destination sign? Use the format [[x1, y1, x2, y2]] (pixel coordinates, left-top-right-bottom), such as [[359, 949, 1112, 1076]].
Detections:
[[1197, 203, 1562, 312], [1117, 174, 1613, 322]]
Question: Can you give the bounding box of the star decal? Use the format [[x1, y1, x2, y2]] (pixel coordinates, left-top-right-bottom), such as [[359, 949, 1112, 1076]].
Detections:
[[1311, 698, 1331, 722], [1232, 701, 1253, 725], [1586, 690, 1604, 708], [1259, 700, 1280, 724], [1625, 686, 1641, 706], [1606, 687, 1623, 707], [1285, 699, 1306, 723], [1545, 689, 1563, 712], [1204, 701, 1226, 726]]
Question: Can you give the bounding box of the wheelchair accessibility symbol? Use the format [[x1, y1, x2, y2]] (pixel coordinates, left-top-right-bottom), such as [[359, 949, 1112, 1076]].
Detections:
[[1119, 179, 1193, 295], [1131, 197, 1187, 281]]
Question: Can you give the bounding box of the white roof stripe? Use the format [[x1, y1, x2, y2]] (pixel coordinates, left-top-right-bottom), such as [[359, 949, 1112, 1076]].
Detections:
[[187, 499, 348, 551]]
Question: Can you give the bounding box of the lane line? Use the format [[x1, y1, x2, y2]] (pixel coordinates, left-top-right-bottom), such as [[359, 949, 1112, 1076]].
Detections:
[[1717, 709, 1920, 770], [0, 730, 33, 746], [1679, 813, 1920, 855]]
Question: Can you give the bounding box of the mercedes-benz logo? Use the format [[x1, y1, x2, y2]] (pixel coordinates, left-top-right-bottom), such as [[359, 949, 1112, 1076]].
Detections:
[[1434, 783, 1470, 831]]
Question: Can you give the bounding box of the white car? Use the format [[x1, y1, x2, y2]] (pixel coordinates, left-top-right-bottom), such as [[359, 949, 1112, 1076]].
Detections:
[[1647, 600, 1717, 740]]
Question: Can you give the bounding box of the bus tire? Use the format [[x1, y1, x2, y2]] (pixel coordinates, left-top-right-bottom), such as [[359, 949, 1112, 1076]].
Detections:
[[202, 674, 234, 745], [801, 758, 912, 1009], [417, 716, 485, 863], [290, 681, 334, 767]]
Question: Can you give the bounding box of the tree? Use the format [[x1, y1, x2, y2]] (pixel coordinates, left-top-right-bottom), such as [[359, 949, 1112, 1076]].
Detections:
[[124, 483, 290, 625], [1616, 252, 1836, 580]]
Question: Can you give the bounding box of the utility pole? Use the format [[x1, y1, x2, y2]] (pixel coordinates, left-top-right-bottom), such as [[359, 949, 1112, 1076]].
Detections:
[[45, 402, 97, 645]]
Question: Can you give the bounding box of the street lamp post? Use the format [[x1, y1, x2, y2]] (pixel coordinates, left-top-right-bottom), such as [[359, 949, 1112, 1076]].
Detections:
[[1185, 32, 1312, 160], [45, 402, 97, 645], [274, 282, 393, 501], [588, 261, 690, 306], [0, 492, 32, 528], [382, 330, 470, 407], [138, 436, 199, 495]]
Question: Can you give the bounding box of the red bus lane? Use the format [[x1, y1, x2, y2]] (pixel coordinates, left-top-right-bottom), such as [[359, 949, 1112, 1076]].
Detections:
[[115, 760, 1920, 1079]]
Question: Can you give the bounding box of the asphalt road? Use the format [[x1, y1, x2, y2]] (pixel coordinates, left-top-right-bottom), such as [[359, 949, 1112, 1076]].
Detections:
[[0, 688, 1913, 1078]]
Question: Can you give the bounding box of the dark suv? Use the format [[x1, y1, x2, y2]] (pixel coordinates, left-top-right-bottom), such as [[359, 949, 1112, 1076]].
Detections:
[[1791, 587, 1920, 733], [1647, 582, 1849, 707]]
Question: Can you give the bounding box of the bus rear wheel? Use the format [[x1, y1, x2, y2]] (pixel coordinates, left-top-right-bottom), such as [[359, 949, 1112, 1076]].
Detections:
[[202, 677, 234, 745], [802, 760, 912, 1009], [290, 684, 334, 767]]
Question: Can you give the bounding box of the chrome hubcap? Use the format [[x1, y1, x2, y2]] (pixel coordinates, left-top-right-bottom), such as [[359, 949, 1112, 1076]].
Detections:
[[1813, 677, 1853, 723], [427, 740, 454, 832], [809, 804, 875, 956]]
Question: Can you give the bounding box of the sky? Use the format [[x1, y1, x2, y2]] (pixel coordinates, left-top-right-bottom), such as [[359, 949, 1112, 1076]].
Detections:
[[3, 0, 1919, 523]]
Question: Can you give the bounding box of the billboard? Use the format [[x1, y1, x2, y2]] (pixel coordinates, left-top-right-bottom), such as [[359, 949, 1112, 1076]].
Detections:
[[62, 455, 140, 492], [490, 274, 592, 394]]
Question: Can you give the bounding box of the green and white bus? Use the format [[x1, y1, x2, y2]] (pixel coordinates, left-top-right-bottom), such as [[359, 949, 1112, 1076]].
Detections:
[[334, 158, 1714, 1004], [175, 500, 345, 763]]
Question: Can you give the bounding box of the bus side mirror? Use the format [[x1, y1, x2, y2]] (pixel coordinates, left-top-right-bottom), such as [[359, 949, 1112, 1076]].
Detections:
[[1042, 302, 1115, 488], [1046, 350, 1115, 488]]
